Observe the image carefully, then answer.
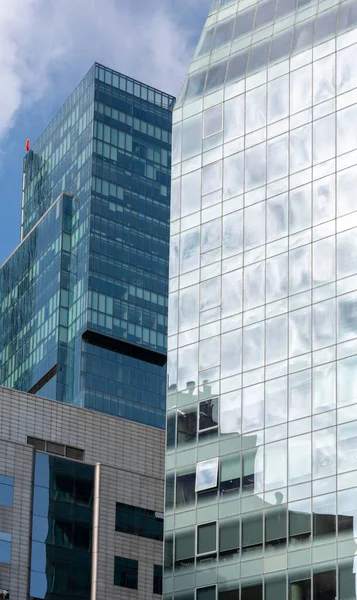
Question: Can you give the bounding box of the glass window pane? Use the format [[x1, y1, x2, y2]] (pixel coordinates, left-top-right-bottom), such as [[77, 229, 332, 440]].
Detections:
[[290, 124, 312, 173], [185, 71, 206, 102], [270, 28, 293, 63], [243, 322, 264, 370], [289, 370, 311, 420], [266, 314, 288, 364], [224, 95, 244, 142], [268, 75, 289, 123], [222, 269, 243, 318], [314, 7, 338, 45], [197, 27, 215, 57], [313, 568, 336, 599], [213, 18, 234, 50], [246, 86, 266, 133], [265, 574, 286, 600], [219, 518, 239, 555], [254, 0, 277, 29], [313, 174, 335, 225], [223, 153, 244, 200], [203, 162, 222, 195], [338, 355, 357, 408], [196, 458, 219, 492], [175, 529, 195, 564], [339, 1, 357, 34], [233, 8, 255, 41], [289, 307, 311, 358], [177, 406, 197, 446], [242, 513, 263, 550], [182, 114, 202, 161], [265, 441, 287, 492], [180, 228, 200, 274], [288, 434, 311, 485], [266, 253, 288, 302], [337, 104, 357, 156], [176, 470, 196, 509], [244, 261, 265, 310], [0, 483, 13, 508], [242, 383, 264, 433], [265, 377, 287, 427], [221, 330, 242, 379], [247, 39, 270, 75], [291, 20, 314, 55], [197, 522, 217, 554], [204, 104, 223, 138], [205, 60, 228, 95], [197, 587, 216, 600], [182, 170, 201, 217], [226, 50, 249, 85], [199, 398, 219, 431], [338, 291, 357, 343], [0, 538, 11, 564], [289, 245, 311, 295], [339, 561, 355, 599], [220, 390, 241, 434], [289, 184, 311, 233], [313, 114, 335, 164], [244, 202, 265, 249]]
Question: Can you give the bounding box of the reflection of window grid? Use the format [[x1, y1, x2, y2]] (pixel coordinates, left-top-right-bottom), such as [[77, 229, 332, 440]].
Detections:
[[198, 398, 219, 435]]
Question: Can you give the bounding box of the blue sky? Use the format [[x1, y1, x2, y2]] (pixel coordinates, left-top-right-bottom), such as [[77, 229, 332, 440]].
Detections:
[[0, 0, 210, 266]]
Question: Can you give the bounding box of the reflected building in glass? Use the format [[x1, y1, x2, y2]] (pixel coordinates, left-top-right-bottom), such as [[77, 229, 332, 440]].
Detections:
[[165, 0, 357, 598], [0, 63, 174, 429]]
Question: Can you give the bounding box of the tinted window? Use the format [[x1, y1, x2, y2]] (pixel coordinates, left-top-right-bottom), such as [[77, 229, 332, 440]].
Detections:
[[153, 564, 163, 595], [114, 556, 138, 589], [116, 502, 163, 541]]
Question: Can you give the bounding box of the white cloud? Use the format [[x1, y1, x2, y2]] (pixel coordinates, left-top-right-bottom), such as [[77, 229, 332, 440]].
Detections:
[[0, 0, 209, 142]]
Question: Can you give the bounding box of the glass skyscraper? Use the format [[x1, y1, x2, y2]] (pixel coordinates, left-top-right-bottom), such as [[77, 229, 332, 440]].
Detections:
[[165, 0, 357, 598], [0, 63, 174, 428]]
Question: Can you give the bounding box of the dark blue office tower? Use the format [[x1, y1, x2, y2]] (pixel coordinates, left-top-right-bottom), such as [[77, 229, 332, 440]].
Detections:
[[0, 63, 174, 428]]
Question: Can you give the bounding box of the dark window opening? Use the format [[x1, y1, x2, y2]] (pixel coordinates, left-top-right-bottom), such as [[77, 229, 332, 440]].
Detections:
[[313, 569, 336, 600], [114, 556, 138, 589], [241, 582, 263, 600], [176, 471, 195, 508], [115, 502, 163, 541], [197, 586, 216, 600], [177, 407, 197, 446], [27, 437, 84, 461], [199, 398, 219, 433], [153, 564, 162, 595]]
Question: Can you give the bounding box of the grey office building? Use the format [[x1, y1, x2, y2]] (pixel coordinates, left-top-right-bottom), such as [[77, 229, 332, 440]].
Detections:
[[165, 0, 357, 598], [0, 387, 164, 600]]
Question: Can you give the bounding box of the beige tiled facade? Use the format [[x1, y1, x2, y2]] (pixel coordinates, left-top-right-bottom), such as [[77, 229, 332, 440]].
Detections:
[[0, 386, 165, 599]]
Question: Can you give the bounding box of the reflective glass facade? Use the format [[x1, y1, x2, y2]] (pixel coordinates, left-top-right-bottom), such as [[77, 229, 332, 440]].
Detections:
[[166, 0, 357, 597], [30, 452, 94, 599], [0, 64, 174, 428]]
